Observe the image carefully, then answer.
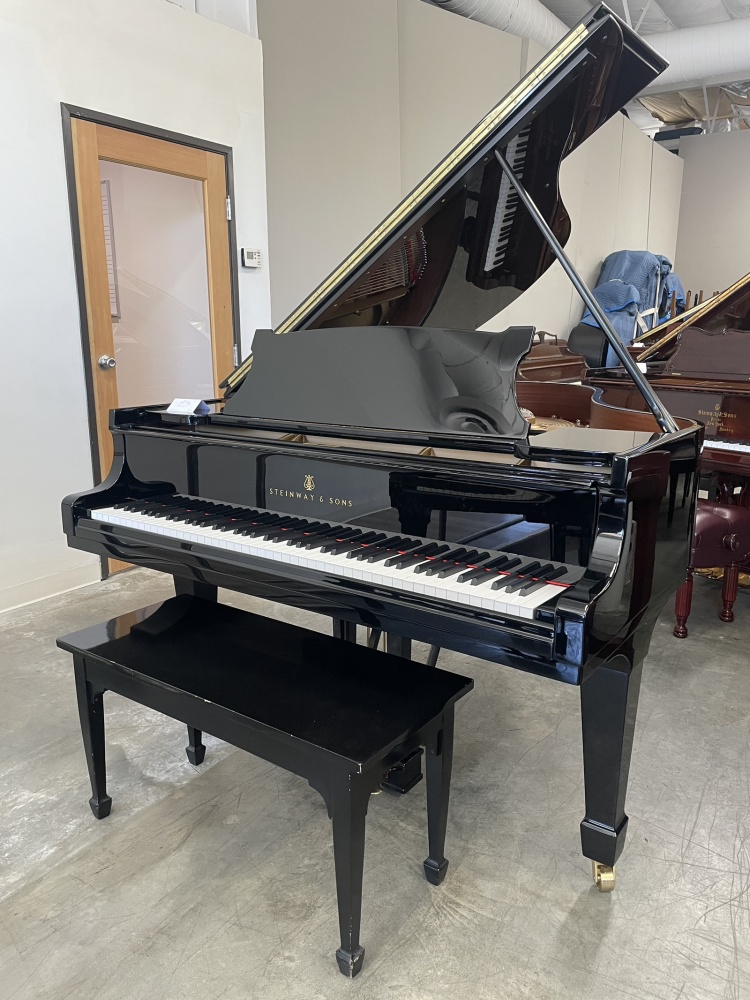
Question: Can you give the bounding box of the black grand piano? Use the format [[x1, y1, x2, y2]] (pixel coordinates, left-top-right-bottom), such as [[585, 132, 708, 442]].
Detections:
[[63, 5, 701, 892]]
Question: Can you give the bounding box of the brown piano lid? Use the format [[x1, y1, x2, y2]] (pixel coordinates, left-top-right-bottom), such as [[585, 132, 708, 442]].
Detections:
[[224, 4, 667, 392], [638, 269, 750, 363], [664, 327, 750, 381]]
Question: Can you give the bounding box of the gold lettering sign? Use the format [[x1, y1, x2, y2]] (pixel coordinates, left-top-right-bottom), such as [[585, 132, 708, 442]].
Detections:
[[267, 475, 353, 508], [697, 408, 737, 429]]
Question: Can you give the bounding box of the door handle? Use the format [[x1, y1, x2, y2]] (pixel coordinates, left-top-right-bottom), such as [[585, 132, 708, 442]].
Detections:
[[98, 355, 116, 370]]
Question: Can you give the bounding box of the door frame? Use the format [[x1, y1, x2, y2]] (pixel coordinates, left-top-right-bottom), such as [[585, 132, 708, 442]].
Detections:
[[61, 103, 241, 487]]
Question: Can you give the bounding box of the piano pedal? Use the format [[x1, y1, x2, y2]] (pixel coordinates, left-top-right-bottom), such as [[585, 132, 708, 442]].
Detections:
[[380, 747, 424, 794], [592, 861, 616, 892]]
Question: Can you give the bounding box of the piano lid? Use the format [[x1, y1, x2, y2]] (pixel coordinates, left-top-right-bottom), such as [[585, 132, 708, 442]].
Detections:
[[220, 325, 535, 447], [638, 269, 750, 364], [224, 4, 667, 393]]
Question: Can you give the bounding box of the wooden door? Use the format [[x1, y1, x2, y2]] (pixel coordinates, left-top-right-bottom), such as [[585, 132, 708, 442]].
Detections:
[[70, 120, 236, 574]]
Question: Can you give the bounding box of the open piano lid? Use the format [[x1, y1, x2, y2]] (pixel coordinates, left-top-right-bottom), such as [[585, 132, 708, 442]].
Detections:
[[220, 5, 667, 447]]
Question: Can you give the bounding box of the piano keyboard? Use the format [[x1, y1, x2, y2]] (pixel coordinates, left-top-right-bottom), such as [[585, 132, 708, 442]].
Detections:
[[91, 495, 583, 620], [703, 439, 750, 453]]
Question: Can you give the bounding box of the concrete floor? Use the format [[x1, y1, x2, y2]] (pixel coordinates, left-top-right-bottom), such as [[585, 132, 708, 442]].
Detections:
[[1, 569, 749, 1000]]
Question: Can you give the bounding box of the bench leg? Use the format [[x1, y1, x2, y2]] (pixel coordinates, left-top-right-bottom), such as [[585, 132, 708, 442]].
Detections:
[[73, 655, 112, 820], [673, 566, 694, 638], [330, 780, 370, 978], [424, 708, 454, 886], [720, 562, 739, 622], [185, 726, 206, 765]]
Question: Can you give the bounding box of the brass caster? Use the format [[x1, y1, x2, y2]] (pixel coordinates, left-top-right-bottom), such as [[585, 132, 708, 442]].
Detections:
[[592, 860, 616, 892]]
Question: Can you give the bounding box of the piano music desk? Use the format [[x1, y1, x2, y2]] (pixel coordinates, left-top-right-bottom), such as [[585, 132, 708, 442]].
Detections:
[[57, 595, 473, 978]]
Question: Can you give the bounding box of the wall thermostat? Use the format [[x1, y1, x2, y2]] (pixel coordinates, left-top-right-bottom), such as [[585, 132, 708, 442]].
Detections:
[[241, 248, 262, 268]]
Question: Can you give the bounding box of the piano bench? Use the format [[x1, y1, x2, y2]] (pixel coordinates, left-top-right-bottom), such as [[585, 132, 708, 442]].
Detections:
[[56, 595, 473, 979]]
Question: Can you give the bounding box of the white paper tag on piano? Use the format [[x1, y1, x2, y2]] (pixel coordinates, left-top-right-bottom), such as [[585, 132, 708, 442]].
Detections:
[[166, 398, 211, 416]]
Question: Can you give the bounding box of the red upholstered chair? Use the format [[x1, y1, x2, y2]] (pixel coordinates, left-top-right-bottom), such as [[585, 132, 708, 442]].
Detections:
[[674, 501, 750, 638]]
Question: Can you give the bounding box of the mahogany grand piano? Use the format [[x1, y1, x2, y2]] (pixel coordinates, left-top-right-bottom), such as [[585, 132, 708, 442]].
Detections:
[[62, 5, 701, 892]]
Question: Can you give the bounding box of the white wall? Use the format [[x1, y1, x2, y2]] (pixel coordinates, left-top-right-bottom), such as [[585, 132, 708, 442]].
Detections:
[[396, 0, 526, 195], [675, 130, 750, 296], [0, 0, 270, 611], [256, 0, 402, 327]]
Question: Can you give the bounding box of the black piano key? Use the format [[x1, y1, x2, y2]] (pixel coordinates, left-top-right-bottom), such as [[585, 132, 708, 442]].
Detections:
[[300, 526, 353, 549], [384, 542, 447, 568], [325, 531, 384, 556], [261, 517, 308, 540], [291, 524, 339, 548], [347, 534, 402, 559], [458, 555, 521, 584], [415, 546, 469, 575], [273, 520, 325, 544], [364, 538, 421, 564], [180, 503, 235, 525], [457, 567, 491, 584], [518, 565, 570, 595], [435, 552, 490, 580], [195, 507, 243, 528], [237, 514, 287, 536], [501, 574, 537, 594], [320, 530, 365, 554], [428, 549, 485, 579], [491, 561, 542, 592], [425, 549, 480, 579], [218, 510, 264, 531]]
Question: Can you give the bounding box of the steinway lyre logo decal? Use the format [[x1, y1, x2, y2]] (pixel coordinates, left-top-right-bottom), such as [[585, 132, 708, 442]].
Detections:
[[304, 474, 315, 492]]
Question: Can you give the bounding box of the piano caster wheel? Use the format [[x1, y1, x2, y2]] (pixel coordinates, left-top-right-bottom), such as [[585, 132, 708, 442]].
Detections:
[[592, 861, 616, 892]]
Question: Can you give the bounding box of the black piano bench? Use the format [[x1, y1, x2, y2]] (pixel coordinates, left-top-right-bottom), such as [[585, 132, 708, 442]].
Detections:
[[56, 595, 473, 978]]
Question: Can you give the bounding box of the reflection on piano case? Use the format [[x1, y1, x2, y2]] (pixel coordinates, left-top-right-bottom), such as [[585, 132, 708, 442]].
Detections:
[[63, 4, 702, 893]]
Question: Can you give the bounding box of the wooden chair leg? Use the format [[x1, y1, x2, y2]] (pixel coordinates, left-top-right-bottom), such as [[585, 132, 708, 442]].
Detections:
[[721, 562, 740, 622], [330, 779, 370, 978], [186, 726, 206, 765], [423, 708, 454, 886], [73, 655, 112, 819], [673, 566, 694, 638]]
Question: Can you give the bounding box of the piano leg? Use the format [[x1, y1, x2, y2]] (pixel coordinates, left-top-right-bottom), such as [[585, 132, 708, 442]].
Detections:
[[174, 577, 216, 756], [579, 655, 643, 891], [173, 576, 218, 602], [73, 655, 112, 820], [386, 633, 412, 659], [423, 708, 454, 886], [381, 632, 424, 793], [185, 726, 206, 766]]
